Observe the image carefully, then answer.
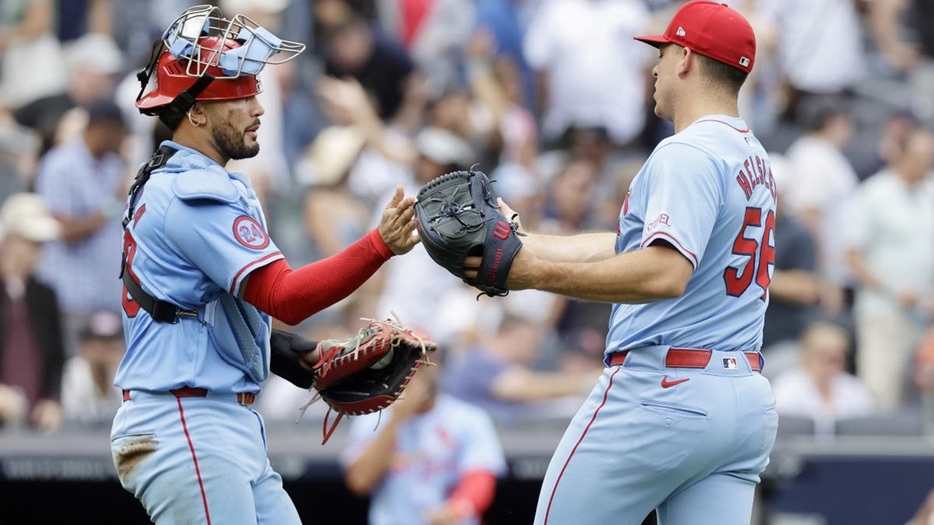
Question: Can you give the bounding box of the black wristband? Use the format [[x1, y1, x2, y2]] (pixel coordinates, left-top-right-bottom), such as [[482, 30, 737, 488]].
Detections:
[[270, 329, 318, 389]]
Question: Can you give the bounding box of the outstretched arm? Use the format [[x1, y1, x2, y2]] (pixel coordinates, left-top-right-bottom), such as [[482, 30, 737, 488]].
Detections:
[[468, 198, 688, 301], [519, 231, 618, 263], [505, 243, 693, 304], [497, 198, 617, 263], [242, 186, 418, 325]]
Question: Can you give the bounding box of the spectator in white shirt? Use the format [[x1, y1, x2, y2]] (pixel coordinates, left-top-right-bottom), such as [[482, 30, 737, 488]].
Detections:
[[772, 321, 875, 437], [755, 0, 866, 119], [522, 0, 651, 147]]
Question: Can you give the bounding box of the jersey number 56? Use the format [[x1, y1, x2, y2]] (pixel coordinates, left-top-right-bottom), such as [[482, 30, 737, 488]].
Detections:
[[723, 207, 775, 299]]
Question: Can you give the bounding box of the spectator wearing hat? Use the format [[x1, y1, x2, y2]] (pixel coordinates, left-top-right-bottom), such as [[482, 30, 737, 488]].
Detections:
[[0, 192, 65, 433], [34, 98, 129, 356], [60, 310, 125, 426]]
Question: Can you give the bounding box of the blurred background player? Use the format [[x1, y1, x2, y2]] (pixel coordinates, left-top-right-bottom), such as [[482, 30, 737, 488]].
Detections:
[[442, 314, 601, 424], [342, 360, 507, 525]]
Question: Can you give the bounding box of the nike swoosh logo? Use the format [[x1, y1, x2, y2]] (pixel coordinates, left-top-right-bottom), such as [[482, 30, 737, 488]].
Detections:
[[661, 377, 690, 389]]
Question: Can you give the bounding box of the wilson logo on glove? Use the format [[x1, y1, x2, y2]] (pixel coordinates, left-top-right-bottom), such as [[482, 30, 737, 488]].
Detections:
[[492, 221, 511, 240]]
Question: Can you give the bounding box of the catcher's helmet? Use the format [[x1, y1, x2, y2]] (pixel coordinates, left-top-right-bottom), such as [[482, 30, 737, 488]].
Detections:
[[136, 4, 304, 128], [137, 38, 262, 112]]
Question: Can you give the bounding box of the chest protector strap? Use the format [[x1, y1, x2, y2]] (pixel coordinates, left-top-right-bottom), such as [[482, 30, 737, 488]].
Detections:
[[120, 146, 198, 323]]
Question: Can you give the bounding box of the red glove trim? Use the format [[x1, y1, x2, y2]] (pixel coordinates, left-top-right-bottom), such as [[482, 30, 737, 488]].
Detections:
[[243, 229, 393, 325]]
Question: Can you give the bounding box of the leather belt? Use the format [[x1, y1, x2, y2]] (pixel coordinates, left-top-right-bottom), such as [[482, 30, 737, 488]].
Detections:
[[122, 387, 255, 405], [609, 348, 761, 372]]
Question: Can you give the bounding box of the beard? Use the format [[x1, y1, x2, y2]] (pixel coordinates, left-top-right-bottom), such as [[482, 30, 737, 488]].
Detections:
[[212, 119, 260, 160]]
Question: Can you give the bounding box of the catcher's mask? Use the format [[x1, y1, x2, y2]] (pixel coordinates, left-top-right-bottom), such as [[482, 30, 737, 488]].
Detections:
[[135, 4, 304, 129]]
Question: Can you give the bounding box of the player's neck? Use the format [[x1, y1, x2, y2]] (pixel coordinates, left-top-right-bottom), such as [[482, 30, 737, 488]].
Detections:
[[673, 96, 740, 133], [172, 129, 229, 167]]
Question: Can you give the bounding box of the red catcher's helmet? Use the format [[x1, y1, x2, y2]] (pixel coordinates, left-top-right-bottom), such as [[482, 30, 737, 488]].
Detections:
[[136, 37, 261, 111], [134, 5, 303, 128]]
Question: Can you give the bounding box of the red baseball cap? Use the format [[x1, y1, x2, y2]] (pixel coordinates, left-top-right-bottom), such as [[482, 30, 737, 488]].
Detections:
[[634, 1, 756, 74]]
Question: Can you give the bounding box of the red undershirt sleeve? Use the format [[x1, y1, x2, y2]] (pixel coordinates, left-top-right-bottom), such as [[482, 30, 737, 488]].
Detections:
[[447, 470, 498, 519], [243, 228, 394, 325]]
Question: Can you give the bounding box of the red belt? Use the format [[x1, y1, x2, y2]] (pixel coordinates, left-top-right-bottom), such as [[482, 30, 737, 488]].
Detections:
[[609, 348, 761, 372], [122, 387, 255, 405]]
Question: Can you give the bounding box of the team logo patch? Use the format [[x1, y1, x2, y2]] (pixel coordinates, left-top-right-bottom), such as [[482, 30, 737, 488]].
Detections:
[[233, 216, 270, 249], [722, 357, 738, 370]]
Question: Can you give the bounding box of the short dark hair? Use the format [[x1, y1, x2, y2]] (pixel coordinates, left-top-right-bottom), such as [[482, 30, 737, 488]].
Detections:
[[697, 54, 748, 94]]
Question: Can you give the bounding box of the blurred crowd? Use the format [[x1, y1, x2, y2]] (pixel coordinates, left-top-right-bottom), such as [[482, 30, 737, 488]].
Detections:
[[0, 0, 933, 450]]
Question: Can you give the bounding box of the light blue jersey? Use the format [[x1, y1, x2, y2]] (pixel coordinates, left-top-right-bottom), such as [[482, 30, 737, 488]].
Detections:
[[607, 115, 776, 356], [535, 115, 780, 525], [115, 141, 283, 394]]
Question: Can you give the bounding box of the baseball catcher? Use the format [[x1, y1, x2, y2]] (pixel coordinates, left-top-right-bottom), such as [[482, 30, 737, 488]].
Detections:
[[298, 315, 437, 444], [414, 169, 523, 296]]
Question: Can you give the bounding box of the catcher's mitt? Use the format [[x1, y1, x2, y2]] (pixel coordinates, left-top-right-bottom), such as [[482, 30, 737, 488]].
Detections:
[[300, 315, 437, 444], [414, 169, 523, 296]]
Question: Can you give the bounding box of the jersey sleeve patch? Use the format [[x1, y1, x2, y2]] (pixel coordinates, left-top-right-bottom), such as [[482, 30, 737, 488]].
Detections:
[[233, 215, 270, 250]]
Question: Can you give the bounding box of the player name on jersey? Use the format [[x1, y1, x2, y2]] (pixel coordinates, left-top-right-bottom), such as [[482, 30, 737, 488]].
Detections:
[[735, 155, 776, 201]]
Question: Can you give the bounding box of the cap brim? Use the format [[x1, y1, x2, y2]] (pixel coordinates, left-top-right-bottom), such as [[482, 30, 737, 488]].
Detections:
[[136, 91, 174, 110], [634, 35, 670, 48]]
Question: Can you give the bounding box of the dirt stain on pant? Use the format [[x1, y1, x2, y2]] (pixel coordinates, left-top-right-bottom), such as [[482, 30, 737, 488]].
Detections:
[[114, 436, 159, 481]]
